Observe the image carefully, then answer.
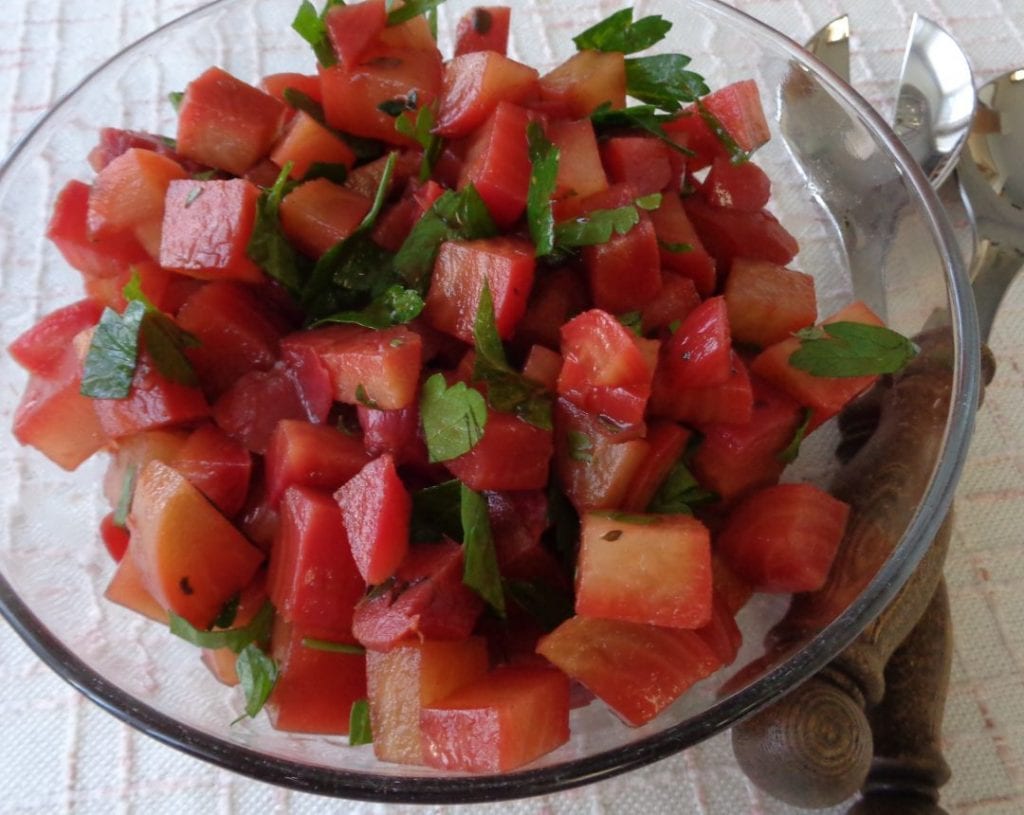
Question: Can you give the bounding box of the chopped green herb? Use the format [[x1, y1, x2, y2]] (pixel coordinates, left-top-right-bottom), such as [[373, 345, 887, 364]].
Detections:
[[526, 122, 559, 257], [554, 204, 640, 250], [410, 479, 464, 542], [386, 0, 446, 26], [617, 311, 644, 336], [503, 579, 574, 632], [590, 102, 693, 156], [567, 430, 593, 462], [192, 169, 217, 181], [635, 193, 662, 211], [472, 285, 553, 430], [605, 511, 661, 525], [779, 408, 813, 464], [659, 239, 692, 253], [168, 602, 274, 653], [112, 464, 137, 529], [573, 8, 672, 54], [394, 185, 498, 289], [349, 699, 373, 745], [137, 306, 201, 387], [355, 384, 379, 408], [695, 101, 749, 162], [235, 644, 278, 719], [419, 373, 488, 462], [789, 322, 918, 378], [247, 162, 302, 294], [212, 593, 241, 630], [547, 476, 580, 574], [301, 638, 366, 654], [80, 301, 146, 399], [647, 459, 718, 514], [168, 91, 185, 112], [310, 284, 424, 329], [460, 484, 505, 616], [625, 54, 709, 111], [291, 0, 345, 67], [394, 104, 442, 182]]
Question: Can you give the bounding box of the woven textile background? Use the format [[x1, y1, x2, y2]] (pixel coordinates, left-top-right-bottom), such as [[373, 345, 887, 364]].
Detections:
[[1, 1, 1022, 813]]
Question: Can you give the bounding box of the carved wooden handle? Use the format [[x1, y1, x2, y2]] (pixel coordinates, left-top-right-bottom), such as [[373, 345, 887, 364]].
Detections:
[[732, 330, 988, 809]]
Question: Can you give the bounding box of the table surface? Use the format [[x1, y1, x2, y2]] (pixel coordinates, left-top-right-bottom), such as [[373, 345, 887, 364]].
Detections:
[[1, 1, 1022, 813]]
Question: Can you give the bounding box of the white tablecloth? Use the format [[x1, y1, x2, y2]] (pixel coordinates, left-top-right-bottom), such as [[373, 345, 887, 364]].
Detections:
[[2, 1, 1022, 812]]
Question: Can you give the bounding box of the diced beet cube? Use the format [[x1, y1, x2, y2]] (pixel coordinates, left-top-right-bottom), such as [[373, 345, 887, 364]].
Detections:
[[352, 541, 484, 651], [436, 51, 539, 138], [265, 419, 371, 506], [702, 156, 772, 212], [325, 0, 387, 69], [538, 51, 626, 118], [211, 363, 308, 454], [640, 273, 701, 336], [444, 410, 553, 491], [648, 192, 717, 296], [576, 512, 712, 629], [335, 454, 411, 586], [357, 404, 428, 465], [716, 483, 850, 593], [724, 258, 817, 348], [454, 7, 512, 56], [170, 423, 252, 517], [683, 196, 799, 272], [421, 666, 570, 772], [459, 102, 533, 227], [319, 47, 442, 145], [650, 351, 754, 426], [424, 237, 535, 344], [267, 617, 366, 734], [600, 136, 673, 197], [8, 299, 102, 378], [619, 421, 692, 513], [583, 214, 662, 313], [367, 637, 489, 765], [47, 180, 149, 280], [281, 324, 423, 411], [160, 178, 263, 283], [270, 112, 357, 181], [267, 486, 365, 637], [657, 296, 733, 389], [547, 117, 608, 200], [537, 615, 721, 726], [279, 178, 372, 258]]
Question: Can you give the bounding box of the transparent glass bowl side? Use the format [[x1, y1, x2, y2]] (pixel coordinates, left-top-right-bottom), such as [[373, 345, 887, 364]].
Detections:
[[0, 0, 979, 802]]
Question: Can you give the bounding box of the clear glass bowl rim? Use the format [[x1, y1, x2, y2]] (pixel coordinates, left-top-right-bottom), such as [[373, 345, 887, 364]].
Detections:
[[0, 0, 981, 803]]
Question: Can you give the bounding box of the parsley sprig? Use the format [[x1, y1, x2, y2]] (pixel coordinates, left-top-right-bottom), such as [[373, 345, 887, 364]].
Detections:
[[789, 322, 918, 377], [526, 122, 559, 257], [419, 374, 488, 462]]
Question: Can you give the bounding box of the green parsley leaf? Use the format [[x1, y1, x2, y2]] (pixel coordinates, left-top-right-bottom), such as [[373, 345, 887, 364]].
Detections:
[[590, 102, 693, 156], [572, 8, 672, 54], [420, 374, 488, 462], [394, 104, 443, 183], [778, 408, 813, 464], [554, 204, 640, 249], [410, 479, 464, 542], [694, 101, 749, 162], [168, 91, 185, 113], [386, 0, 446, 26], [625, 54, 709, 111], [659, 238, 693, 253], [617, 311, 644, 336], [789, 321, 918, 378], [547, 477, 580, 574], [567, 430, 593, 462], [349, 699, 373, 745], [80, 301, 146, 399], [137, 308, 201, 387], [301, 152, 400, 319], [235, 644, 278, 719], [310, 284, 424, 329], [460, 484, 505, 617], [112, 463, 137, 529], [291, 0, 345, 67], [301, 638, 366, 654], [355, 383, 379, 408], [635, 193, 662, 211], [168, 601, 275, 653], [503, 579, 573, 632], [211, 593, 241, 630], [247, 162, 302, 294], [394, 185, 498, 289], [471, 285, 553, 430], [526, 122, 559, 257], [647, 459, 717, 514]]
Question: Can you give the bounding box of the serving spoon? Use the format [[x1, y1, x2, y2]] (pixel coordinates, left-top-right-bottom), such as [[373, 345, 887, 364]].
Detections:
[[733, 17, 981, 814]]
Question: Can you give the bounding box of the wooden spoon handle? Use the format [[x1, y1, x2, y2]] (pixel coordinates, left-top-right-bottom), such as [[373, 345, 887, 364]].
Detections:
[[848, 579, 952, 815], [732, 329, 985, 809]]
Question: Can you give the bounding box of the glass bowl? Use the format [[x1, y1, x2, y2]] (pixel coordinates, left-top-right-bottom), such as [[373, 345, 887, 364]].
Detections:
[[0, 0, 980, 803]]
